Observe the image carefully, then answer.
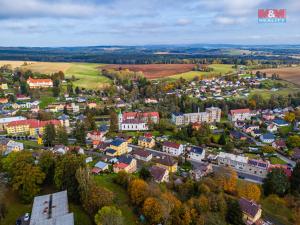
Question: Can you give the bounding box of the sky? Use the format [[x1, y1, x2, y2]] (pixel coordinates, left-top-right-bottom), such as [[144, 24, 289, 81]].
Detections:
[[0, 0, 299, 47]]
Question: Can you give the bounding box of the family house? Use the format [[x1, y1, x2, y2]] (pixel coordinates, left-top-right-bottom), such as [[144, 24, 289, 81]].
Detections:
[[113, 155, 137, 173], [239, 198, 262, 225], [272, 139, 286, 150], [92, 161, 109, 174], [273, 119, 289, 127], [87, 130, 105, 142], [259, 133, 275, 144], [149, 165, 169, 183], [109, 139, 128, 156], [132, 149, 153, 162], [138, 136, 155, 148], [267, 124, 278, 133], [155, 155, 178, 173], [186, 146, 205, 162], [189, 162, 213, 181], [162, 141, 184, 156]]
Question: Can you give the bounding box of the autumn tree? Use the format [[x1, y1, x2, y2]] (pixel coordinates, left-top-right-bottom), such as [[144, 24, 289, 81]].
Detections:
[[94, 206, 124, 225], [128, 178, 149, 206], [216, 167, 238, 194], [0, 180, 7, 221], [262, 146, 276, 154], [143, 197, 164, 224], [287, 135, 300, 149], [284, 112, 296, 123], [76, 167, 114, 215], [237, 182, 261, 201], [161, 192, 182, 223], [110, 111, 119, 132]]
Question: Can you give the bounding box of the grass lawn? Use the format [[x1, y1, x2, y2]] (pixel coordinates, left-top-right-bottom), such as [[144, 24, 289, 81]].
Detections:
[[0, 189, 31, 225], [39, 96, 56, 109], [262, 195, 294, 225], [244, 153, 261, 159], [93, 174, 139, 225], [269, 156, 286, 165], [20, 140, 42, 149], [65, 63, 111, 89], [69, 204, 93, 225]]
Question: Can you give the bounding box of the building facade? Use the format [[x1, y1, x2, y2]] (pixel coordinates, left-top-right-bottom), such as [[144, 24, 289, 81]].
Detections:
[[229, 108, 251, 122], [27, 77, 53, 89], [118, 111, 159, 131]]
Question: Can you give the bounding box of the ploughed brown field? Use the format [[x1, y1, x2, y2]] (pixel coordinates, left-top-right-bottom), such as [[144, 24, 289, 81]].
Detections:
[[254, 67, 300, 85], [103, 64, 195, 79]]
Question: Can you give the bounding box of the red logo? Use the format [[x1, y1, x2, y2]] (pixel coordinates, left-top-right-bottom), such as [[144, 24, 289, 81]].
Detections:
[[258, 9, 286, 23]]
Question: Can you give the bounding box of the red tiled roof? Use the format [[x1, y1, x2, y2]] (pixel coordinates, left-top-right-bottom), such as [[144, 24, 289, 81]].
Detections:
[[27, 77, 52, 84], [163, 141, 181, 149], [114, 162, 129, 169], [230, 108, 250, 115], [7, 119, 60, 128], [268, 164, 292, 177], [123, 112, 159, 119]]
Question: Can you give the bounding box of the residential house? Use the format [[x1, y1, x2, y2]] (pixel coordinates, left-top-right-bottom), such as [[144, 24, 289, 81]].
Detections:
[[0, 139, 9, 155], [113, 155, 137, 173], [106, 148, 118, 157], [92, 161, 109, 174], [273, 118, 289, 127], [149, 165, 169, 183], [138, 136, 155, 148], [250, 129, 262, 138], [27, 77, 53, 89], [189, 163, 213, 181], [259, 133, 275, 144], [46, 103, 65, 113], [162, 141, 184, 156], [5, 140, 24, 155], [0, 98, 8, 104], [132, 149, 153, 162], [58, 114, 70, 128], [0, 83, 8, 90], [229, 108, 251, 122], [267, 124, 278, 133], [156, 155, 178, 173], [145, 98, 158, 104], [217, 152, 248, 171], [52, 145, 70, 154], [65, 103, 80, 113], [239, 198, 262, 225], [243, 125, 259, 134], [268, 164, 292, 177], [230, 130, 247, 141], [87, 130, 105, 142], [110, 139, 128, 156], [186, 146, 205, 162], [272, 139, 286, 150]]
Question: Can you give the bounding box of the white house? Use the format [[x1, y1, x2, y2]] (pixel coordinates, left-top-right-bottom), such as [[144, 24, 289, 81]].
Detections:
[[260, 133, 275, 144], [4, 140, 24, 155], [187, 146, 205, 162], [229, 108, 251, 122], [162, 141, 184, 156]]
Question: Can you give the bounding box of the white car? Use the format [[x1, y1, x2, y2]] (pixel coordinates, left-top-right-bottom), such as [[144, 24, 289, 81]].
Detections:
[[24, 213, 30, 221]]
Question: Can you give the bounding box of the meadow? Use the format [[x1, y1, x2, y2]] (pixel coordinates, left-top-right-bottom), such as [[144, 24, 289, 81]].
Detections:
[[0, 61, 111, 89]]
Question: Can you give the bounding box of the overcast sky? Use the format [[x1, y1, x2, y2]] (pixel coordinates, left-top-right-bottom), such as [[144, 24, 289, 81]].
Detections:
[[0, 0, 299, 47]]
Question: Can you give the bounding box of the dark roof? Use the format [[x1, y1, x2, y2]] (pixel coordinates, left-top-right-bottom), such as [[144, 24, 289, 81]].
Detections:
[[156, 155, 177, 167], [261, 133, 275, 140], [239, 198, 261, 218], [149, 165, 167, 182], [138, 136, 153, 143], [118, 155, 134, 164], [111, 138, 125, 146], [230, 130, 246, 139], [273, 119, 289, 125], [133, 149, 152, 158], [190, 146, 204, 154], [292, 148, 300, 159], [106, 148, 117, 154], [172, 112, 184, 116]]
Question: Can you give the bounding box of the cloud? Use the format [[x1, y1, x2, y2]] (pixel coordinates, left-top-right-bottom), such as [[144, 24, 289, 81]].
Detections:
[[0, 0, 100, 18], [176, 18, 192, 26]]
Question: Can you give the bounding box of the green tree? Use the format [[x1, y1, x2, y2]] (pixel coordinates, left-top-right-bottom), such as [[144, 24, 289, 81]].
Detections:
[[56, 126, 69, 145], [0, 180, 7, 221], [291, 162, 300, 194], [139, 167, 152, 181], [94, 206, 123, 225], [110, 111, 119, 132], [287, 135, 300, 149], [74, 122, 86, 146], [54, 153, 85, 201], [38, 151, 55, 184], [218, 133, 227, 145], [226, 199, 244, 225], [263, 168, 290, 197], [43, 123, 56, 147]]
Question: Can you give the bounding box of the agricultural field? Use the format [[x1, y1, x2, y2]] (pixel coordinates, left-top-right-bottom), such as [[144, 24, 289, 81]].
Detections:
[[253, 66, 300, 85], [0, 61, 111, 89], [103, 63, 196, 79], [168, 64, 235, 80]]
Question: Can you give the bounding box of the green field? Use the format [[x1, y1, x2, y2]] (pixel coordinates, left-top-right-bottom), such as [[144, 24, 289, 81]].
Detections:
[[250, 80, 300, 100], [269, 156, 286, 165], [166, 64, 235, 81], [65, 63, 111, 89], [93, 174, 138, 225]]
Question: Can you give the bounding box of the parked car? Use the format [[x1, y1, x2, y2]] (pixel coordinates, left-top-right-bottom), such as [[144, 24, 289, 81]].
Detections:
[[24, 213, 30, 221]]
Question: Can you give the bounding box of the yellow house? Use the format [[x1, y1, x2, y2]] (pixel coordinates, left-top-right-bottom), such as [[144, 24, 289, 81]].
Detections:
[[239, 198, 262, 224], [0, 83, 8, 90], [138, 136, 155, 149], [156, 156, 178, 173], [110, 139, 128, 156]]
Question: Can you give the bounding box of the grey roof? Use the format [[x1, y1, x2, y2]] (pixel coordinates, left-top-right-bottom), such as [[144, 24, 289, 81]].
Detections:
[[30, 190, 74, 225]]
